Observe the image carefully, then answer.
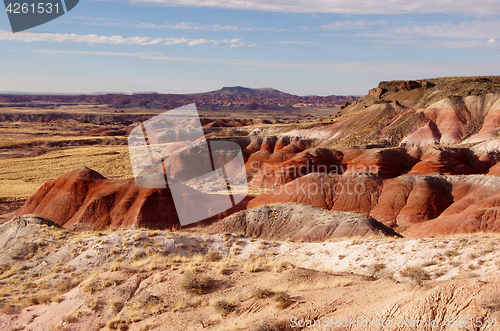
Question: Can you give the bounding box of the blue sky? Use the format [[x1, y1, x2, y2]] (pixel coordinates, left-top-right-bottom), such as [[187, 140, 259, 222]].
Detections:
[[1, 0, 500, 95]]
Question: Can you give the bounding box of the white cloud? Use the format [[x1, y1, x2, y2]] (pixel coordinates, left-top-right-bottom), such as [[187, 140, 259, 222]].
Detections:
[[70, 16, 286, 32], [321, 20, 388, 30], [0, 30, 164, 45], [320, 20, 500, 49], [272, 41, 320, 45], [127, 0, 500, 16], [389, 20, 500, 40], [0, 30, 251, 47], [37, 50, 217, 63]]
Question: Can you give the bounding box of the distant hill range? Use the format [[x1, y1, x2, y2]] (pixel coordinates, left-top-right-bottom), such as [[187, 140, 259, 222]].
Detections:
[[0, 86, 359, 110]]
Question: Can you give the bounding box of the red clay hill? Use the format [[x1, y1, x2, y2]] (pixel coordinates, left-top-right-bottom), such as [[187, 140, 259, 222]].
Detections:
[[11, 76, 500, 238], [15, 167, 179, 230]]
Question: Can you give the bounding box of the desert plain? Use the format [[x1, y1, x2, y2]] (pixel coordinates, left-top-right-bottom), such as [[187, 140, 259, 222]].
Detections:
[[2, 79, 500, 330]]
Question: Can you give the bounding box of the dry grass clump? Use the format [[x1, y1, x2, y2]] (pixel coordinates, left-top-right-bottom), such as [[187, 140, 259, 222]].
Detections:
[[444, 249, 460, 258], [61, 313, 78, 324], [211, 299, 236, 317], [274, 292, 294, 309], [109, 300, 124, 314], [242, 259, 262, 273], [153, 272, 163, 283], [178, 270, 211, 294], [215, 261, 230, 275], [399, 265, 430, 285], [85, 297, 101, 312], [369, 262, 386, 275], [269, 260, 292, 272], [171, 297, 203, 312], [205, 251, 221, 262], [253, 288, 275, 299], [107, 316, 129, 330]]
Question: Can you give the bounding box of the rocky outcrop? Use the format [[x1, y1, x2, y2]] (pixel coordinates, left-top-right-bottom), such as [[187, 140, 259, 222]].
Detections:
[[205, 203, 401, 241], [281, 76, 500, 149]]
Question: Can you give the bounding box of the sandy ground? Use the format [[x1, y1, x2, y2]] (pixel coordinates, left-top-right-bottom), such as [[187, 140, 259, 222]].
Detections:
[[1, 216, 500, 330]]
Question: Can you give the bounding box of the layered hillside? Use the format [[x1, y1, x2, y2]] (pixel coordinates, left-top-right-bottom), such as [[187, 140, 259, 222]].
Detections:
[[284, 76, 500, 149], [8, 75, 500, 238]]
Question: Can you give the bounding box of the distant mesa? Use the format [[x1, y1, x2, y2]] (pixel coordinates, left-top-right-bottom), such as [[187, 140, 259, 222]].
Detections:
[[207, 86, 289, 96], [0, 86, 359, 111]]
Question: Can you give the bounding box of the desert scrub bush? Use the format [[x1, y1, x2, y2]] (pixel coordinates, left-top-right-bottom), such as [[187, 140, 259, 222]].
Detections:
[[107, 316, 129, 330], [109, 300, 124, 314], [253, 288, 275, 299], [242, 259, 262, 272], [399, 265, 430, 285], [444, 249, 460, 258], [205, 251, 221, 262], [178, 270, 211, 294], [275, 292, 294, 309], [369, 263, 386, 275], [28, 292, 51, 305], [81, 277, 114, 294], [171, 297, 203, 312], [215, 261, 230, 275], [61, 313, 78, 324], [270, 260, 292, 272], [138, 324, 156, 331], [153, 272, 163, 283], [85, 297, 101, 312], [133, 251, 145, 261], [109, 261, 121, 272], [56, 278, 81, 294], [212, 299, 236, 317], [477, 292, 500, 310], [328, 278, 356, 288]]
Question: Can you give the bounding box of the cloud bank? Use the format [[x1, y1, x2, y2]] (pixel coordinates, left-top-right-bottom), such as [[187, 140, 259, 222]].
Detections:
[[129, 0, 500, 16], [0, 30, 249, 47]]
